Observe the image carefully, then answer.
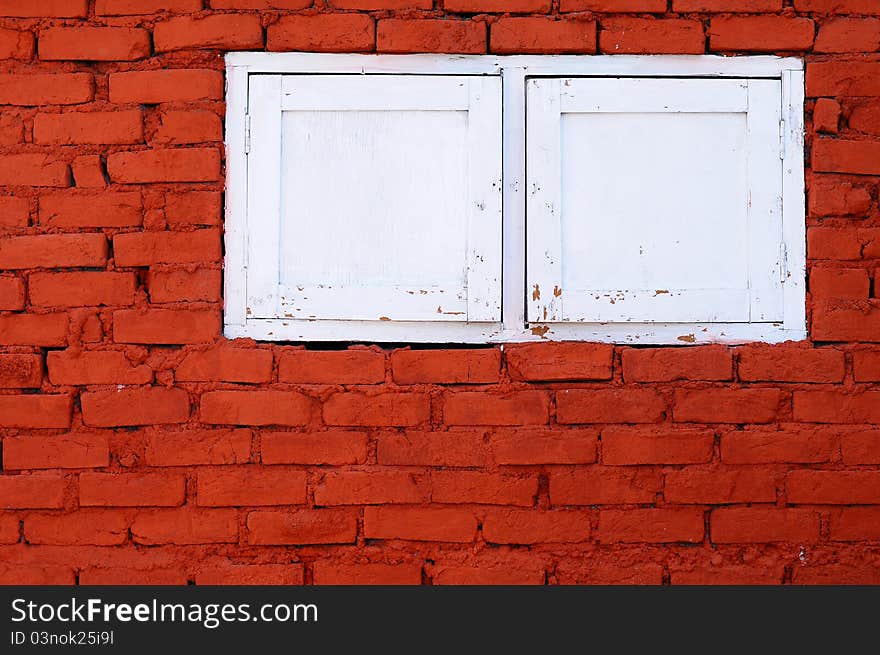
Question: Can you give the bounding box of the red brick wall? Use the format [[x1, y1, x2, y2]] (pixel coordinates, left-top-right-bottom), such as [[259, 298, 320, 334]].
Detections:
[[0, 0, 878, 586]]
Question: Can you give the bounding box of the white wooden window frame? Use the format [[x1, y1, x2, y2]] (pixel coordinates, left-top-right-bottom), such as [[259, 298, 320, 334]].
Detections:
[[246, 74, 502, 324], [225, 53, 805, 345], [527, 77, 784, 325]]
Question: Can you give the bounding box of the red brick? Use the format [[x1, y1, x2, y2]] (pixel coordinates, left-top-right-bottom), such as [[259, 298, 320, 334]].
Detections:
[[30, 272, 135, 308], [0, 196, 28, 227], [721, 428, 836, 463], [793, 564, 880, 585], [556, 389, 666, 424], [81, 315, 103, 343], [550, 468, 661, 505], [39, 191, 141, 228], [623, 346, 732, 382], [132, 508, 238, 545], [562, 0, 665, 9], [0, 354, 42, 388], [0, 233, 105, 269], [490, 18, 596, 54], [599, 18, 705, 54], [115, 229, 220, 266], [444, 391, 549, 425], [0, 73, 92, 105], [556, 562, 663, 585], [164, 191, 221, 226], [814, 139, 880, 176], [97, 0, 204, 13], [107, 148, 220, 183], [313, 562, 421, 585], [47, 350, 151, 385], [154, 110, 222, 145], [364, 507, 476, 542], [176, 347, 273, 383], [0, 0, 87, 16], [807, 62, 880, 96], [670, 566, 784, 585], [378, 19, 485, 54], [850, 102, 880, 136], [198, 468, 307, 506], [4, 432, 108, 471], [787, 470, 880, 504], [261, 430, 368, 465], [212, 0, 312, 5], [809, 181, 872, 217], [147, 269, 221, 303], [599, 508, 704, 543], [268, 14, 375, 52], [830, 507, 880, 540], [110, 70, 223, 104], [483, 509, 590, 544], [812, 304, 880, 341], [432, 471, 538, 506], [330, 0, 429, 6], [0, 395, 71, 428], [0, 154, 70, 187], [80, 567, 186, 585], [0, 115, 22, 145], [491, 428, 597, 465], [602, 427, 715, 465], [807, 227, 861, 260], [279, 349, 385, 384], [709, 17, 815, 51], [0, 276, 24, 310], [0, 565, 74, 585], [81, 387, 189, 427], [449, 0, 549, 8], [34, 110, 143, 145], [376, 430, 488, 466], [795, 0, 880, 12], [673, 0, 780, 8], [0, 28, 33, 60], [391, 348, 499, 384], [155, 14, 263, 52], [505, 343, 612, 382], [841, 430, 880, 463], [815, 18, 880, 52], [711, 508, 819, 543], [71, 156, 106, 188], [80, 471, 185, 507], [315, 471, 425, 505], [145, 428, 252, 466], [200, 390, 313, 426], [196, 563, 304, 585], [434, 562, 545, 585], [0, 116, 18, 146], [0, 515, 17, 544], [113, 309, 220, 344], [665, 468, 777, 504], [24, 511, 127, 545], [247, 509, 357, 545], [0, 314, 68, 347], [810, 268, 869, 300], [738, 345, 845, 382], [794, 390, 880, 423], [0, 474, 66, 508], [673, 389, 781, 423], [39, 27, 150, 61], [324, 392, 429, 427]]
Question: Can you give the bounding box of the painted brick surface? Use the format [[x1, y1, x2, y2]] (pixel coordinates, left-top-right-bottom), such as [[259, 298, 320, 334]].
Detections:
[[0, 1, 876, 587]]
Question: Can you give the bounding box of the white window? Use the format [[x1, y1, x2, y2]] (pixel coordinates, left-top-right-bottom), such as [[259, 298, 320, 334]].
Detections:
[[224, 54, 805, 345]]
